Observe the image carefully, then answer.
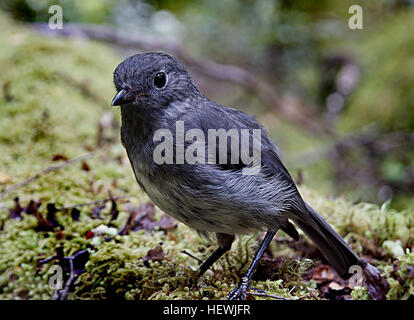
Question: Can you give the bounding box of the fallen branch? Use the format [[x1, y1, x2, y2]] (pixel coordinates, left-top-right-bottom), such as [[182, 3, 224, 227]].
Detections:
[[31, 23, 327, 135], [39, 249, 89, 300], [62, 194, 130, 210], [0, 153, 94, 200], [246, 291, 292, 300], [59, 258, 75, 300], [182, 250, 203, 264]]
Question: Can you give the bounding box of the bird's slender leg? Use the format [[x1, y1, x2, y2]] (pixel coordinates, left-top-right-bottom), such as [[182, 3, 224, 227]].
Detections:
[[228, 230, 276, 300], [198, 233, 234, 277]]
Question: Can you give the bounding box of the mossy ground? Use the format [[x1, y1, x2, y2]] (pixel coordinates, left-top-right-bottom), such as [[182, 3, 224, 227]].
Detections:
[[0, 15, 413, 300]]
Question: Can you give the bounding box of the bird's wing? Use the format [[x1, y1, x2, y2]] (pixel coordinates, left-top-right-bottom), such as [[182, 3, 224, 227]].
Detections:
[[183, 102, 298, 187]]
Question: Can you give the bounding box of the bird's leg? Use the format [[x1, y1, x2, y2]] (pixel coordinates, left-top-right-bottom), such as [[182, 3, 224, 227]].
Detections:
[[228, 230, 276, 300], [198, 233, 234, 277]]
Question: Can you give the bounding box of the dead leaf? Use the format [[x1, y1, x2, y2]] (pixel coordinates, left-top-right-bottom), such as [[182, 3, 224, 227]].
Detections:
[[107, 192, 119, 224], [52, 154, 69, 161], [46, 203, 60, 227], [9, 197, 22, 219], [167, 232, 177, 242], [118, 202, 177, 236], [71, 208, 80, 221], [142, 245, 165, 262], [157, 214, 178, 232], [23, 199, 41, 215], [81, 161, 90, 171], [329, 282, 345, 291], [118, 204, 138, 235], [35, 203, 62, 231], [312, 265, 336, 284], [132, 202, 156, 232]]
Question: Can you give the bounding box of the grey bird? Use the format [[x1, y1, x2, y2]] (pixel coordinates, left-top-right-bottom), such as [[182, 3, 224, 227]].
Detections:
[[111, 52, 383, 299]]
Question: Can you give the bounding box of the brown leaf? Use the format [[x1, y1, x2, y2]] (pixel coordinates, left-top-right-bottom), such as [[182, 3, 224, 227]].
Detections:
[[118, 204, 138, 236], [16, 289, 29, 300], [132, 202, 156, 232], [81, 160, 91, 171], [157, 214, 178, 232], [119, 202, 177, 236], [312, 265, 336, 284], [35, 203, 62, 231], [118, 202, 154, 234], [9, 197, 23, 219], [52, 154, 69, 161], [107, 192, 119, 224], [167, 232, 177, 242], [23, 199, 42, 215], [142, 245, 165, 262]]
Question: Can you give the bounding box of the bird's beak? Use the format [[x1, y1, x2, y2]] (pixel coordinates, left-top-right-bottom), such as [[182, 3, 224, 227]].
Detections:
[[111, 89, 134, 106], [111, 90, 148, 106]]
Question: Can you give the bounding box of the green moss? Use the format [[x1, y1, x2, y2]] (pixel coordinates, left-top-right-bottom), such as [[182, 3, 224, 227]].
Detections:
[[351, 286, 369, 300], [0, 13, 413, 300], [383, 252, 414, 300]]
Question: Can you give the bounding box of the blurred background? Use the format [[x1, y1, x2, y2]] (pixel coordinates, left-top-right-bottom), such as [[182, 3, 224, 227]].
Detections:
[[1, 0, 413, 210]]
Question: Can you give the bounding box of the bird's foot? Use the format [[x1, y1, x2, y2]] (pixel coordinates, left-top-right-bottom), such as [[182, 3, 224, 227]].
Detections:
[[227, 276, 251, 300]]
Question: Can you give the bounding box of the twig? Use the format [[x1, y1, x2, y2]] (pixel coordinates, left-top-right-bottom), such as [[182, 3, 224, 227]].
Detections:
[[62, 194, 130, 210], [31, 23, 327, 135], [182, 250, 203, 264], [118, 204, 137, 235], [38, 255, 58, 264], [59, 258, 75, 300], [40, 249, 89, 300], [246, 291, 292, 300], [0, 153, 94, 200]]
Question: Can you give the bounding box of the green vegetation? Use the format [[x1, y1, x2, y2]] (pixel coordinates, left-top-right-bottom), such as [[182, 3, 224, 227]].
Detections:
[[0, 13, 413, 300]]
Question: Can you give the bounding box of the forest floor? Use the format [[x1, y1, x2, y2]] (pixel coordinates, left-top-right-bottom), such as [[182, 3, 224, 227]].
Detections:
[[0, 14, 413, 300]]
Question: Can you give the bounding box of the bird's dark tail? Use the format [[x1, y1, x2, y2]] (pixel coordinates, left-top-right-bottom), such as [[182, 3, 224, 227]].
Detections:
[[290, 202, 360, 278]]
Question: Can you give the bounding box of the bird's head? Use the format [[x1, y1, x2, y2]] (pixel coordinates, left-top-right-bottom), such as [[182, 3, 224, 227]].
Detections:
[[111, 52, 200, 109]]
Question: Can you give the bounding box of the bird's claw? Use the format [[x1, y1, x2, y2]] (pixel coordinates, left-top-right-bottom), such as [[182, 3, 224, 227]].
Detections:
[[227, 276, 251, 300]]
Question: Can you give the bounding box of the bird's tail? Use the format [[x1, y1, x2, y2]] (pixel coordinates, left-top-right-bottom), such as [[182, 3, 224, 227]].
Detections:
[[290, 202, 360, 278]]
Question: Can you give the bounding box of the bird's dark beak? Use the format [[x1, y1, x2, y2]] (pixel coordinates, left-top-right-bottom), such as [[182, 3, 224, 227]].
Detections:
[[111, 89, 134, 106]]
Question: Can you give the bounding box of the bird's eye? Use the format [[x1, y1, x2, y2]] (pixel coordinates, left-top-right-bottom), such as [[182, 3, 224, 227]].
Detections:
[[154, 71, 167, 89]]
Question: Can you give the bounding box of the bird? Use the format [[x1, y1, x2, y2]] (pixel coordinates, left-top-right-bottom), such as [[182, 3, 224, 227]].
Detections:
[[111, 52, 378, 300]]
